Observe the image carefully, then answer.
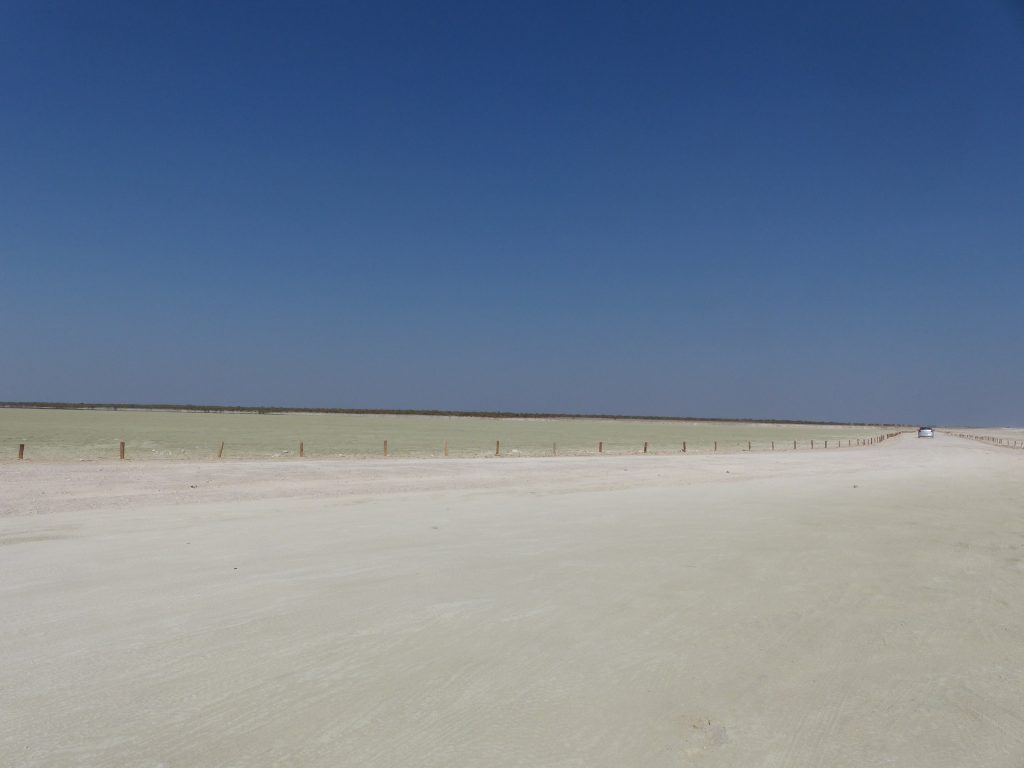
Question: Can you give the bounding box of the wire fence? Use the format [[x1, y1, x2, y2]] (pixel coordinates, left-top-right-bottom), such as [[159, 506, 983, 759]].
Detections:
[[949, 432, 1024, 449], [7, 425, 907, 462]]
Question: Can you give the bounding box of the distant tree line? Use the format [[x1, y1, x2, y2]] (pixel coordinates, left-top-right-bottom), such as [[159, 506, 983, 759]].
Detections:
[[0, 401, 908, 427]]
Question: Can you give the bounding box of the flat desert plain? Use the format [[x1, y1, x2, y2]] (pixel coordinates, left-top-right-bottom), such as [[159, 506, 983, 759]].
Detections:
[[2, 432, 1023, 767], [0, 407, 888, 460]]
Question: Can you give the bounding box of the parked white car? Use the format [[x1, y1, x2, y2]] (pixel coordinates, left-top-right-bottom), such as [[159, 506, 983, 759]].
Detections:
[[918, 427, 934, 438]]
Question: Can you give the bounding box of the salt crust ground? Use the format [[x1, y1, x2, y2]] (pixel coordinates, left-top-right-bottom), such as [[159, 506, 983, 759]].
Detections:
[[1, 433, 1022, 766]]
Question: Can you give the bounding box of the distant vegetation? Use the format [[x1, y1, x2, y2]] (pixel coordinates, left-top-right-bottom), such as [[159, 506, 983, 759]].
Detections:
[[0, 401, 905, 427]]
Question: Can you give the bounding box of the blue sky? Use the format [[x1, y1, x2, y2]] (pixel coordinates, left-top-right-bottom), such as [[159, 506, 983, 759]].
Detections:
[[2, 1, 1022, 424]]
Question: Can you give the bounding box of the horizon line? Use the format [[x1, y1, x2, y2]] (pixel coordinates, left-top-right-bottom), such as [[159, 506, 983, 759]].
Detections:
[[0, 401, 912, 428]]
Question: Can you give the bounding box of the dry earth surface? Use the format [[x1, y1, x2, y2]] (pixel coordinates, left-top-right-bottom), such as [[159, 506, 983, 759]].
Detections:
[[2, 433, 1023, 766], [0, 406, 892, 460]]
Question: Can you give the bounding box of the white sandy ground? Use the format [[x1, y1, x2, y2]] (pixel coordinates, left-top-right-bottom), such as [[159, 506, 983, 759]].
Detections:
[[1, 433, 1022, 767]]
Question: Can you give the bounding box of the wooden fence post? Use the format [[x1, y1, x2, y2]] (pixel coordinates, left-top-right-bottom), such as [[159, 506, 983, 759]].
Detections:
[[218, 441, 225, 459], [811, 440, 814, 449], [771, 440, 774, 450], [793, 440, 797, 449], [683, 441, 687, 453], [747, 440, 751, 451], [714, 440, 717, 452], [825, 440, 828, 449], [643, 441, 648, 454], [496, 440, 500, 456], [18, 443, 25, 460], [553, 442, 557, 456], [299, 441, 304, 458], [120, 441, 125, 460], [598, 441, 603, 454], [384, 440, 388, 457]]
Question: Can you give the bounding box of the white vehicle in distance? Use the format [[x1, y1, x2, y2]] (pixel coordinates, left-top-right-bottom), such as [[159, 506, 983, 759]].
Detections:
[[918, 427, 934, 438]]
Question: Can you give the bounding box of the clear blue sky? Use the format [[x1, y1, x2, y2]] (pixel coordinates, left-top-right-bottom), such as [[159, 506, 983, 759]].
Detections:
[[2, 1, 1022, 425]]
